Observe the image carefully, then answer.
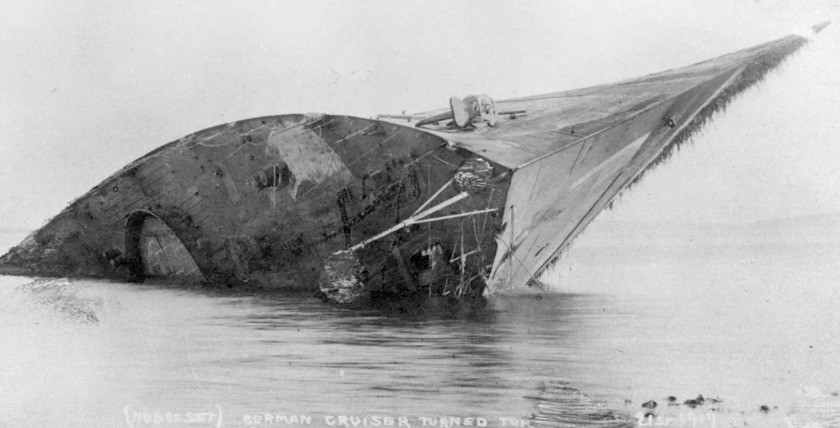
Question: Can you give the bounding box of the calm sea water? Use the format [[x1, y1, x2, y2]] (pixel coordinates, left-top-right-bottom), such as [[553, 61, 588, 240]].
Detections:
[[2, 220, 839, 428], [3, 26, 840, 428]]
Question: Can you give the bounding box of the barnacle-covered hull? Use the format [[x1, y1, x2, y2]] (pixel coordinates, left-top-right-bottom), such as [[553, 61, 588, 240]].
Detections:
[[0, 23, 829, 303]]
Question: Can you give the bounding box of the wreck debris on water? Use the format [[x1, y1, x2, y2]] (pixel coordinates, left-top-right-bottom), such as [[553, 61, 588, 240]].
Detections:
[[0, 22, 830, 305]]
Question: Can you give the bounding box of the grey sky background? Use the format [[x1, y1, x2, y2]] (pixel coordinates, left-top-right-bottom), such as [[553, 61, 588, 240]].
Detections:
[[0, 0, 838, 232]]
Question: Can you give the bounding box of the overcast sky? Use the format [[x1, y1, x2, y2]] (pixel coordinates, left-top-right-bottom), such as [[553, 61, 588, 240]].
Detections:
[[0, 0, 838, 233]]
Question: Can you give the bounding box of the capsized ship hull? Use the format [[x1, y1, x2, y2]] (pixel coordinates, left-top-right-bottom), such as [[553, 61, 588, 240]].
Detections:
[[0, 114, 509, 303], [0, 23, 829, 302]]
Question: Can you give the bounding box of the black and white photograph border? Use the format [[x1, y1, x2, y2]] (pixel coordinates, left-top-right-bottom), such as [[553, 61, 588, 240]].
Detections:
[[1, 1, 839, 427]]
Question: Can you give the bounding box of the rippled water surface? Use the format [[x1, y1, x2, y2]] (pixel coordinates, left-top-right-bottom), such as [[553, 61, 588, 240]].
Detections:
[[2, 221, 840, 428]]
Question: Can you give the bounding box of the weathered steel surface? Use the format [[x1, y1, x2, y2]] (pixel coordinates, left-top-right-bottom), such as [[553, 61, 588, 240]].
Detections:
[[0, 23, 829, 300], [381, 28, 826, 293], [381, 34, 814, 170], [133, 213, 205, 283], [489, 65, 747, 292], [0, 114, 510, 299]]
